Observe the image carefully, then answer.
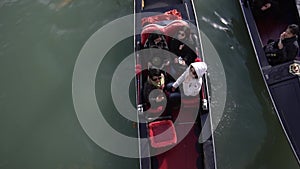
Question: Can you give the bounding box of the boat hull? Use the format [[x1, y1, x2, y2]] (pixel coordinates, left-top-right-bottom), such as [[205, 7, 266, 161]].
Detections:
[[239, 0, 300, 165], [134, 0, 217, 169]]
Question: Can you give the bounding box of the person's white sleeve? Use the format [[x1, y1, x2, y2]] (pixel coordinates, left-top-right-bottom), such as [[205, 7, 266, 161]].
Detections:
[[172, 69, 188, 88]]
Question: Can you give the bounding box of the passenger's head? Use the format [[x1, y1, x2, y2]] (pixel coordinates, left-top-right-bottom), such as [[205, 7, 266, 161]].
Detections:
[[149, 31, 163, 43], [148, 68, 162, 81], [177, 30, 186, 40], [190, 65, 198, 79], [287, 24, 299, 36], [177, 25, 190, 40]]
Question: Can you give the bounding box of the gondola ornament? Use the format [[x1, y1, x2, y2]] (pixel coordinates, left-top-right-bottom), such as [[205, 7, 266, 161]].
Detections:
[[289, 63, 300, 76]]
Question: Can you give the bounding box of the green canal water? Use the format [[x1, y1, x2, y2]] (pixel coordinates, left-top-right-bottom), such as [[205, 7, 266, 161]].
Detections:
[[0, 0, 299, 168]]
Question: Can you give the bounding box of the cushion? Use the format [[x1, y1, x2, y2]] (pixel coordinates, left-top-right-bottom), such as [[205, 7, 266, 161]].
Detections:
[[142, 9, 182, 26], [141, 20, 189, 46], [148, 120, 177, 148]]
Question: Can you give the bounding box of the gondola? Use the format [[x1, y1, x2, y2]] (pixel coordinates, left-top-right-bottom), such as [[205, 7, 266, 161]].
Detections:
[[239, 0, 300, 165], [134, 0, 217, 169]]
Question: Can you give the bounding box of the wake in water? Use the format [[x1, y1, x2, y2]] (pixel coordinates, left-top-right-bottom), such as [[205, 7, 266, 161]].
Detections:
[[37, 0, 74, 10], [201, 12, 230, 32]]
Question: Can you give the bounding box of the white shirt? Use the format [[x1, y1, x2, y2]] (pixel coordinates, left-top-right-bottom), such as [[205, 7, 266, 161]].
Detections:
[[172, 62, 207, 96]]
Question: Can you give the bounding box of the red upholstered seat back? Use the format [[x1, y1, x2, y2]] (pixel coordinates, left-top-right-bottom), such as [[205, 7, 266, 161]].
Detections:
[[141, 24, 164, 46], [142, 9, 182, 26], [164, 20, 190, 39], [141, 20, 190, 46], [148, 120, 177, 148]]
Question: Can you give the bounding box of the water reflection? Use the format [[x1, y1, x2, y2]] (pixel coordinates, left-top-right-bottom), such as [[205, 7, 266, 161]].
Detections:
[[0, 0, 137, 168]]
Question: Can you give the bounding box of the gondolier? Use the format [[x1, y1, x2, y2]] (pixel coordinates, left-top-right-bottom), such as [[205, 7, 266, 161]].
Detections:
[[266, 24, 299, 66]]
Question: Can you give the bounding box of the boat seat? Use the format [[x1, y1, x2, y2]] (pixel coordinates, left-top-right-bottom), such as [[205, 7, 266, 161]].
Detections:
[[142, 9, 182, 26], [148, 119, 177, 148], [141, 24, 164, 46], [141, 20, 189, 46]]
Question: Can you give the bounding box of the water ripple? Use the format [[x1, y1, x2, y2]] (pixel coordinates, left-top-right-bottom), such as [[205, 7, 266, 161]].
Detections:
[[214, 11, 231, 26], [50, 24, 75, 37], [37, 0, 51, 5], [201, 16, 229, 32], [0, 0, 19, 7]]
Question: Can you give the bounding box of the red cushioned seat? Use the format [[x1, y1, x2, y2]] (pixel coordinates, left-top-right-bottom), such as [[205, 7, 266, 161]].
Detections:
[[141, 20, 190, 46], [141, 24, 164, 46], [164, 20, 190, 38], [148, 120, 177, 148], [142, 9, 182, 26]]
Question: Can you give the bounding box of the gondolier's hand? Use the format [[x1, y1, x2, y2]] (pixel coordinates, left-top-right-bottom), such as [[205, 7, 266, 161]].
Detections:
[[278, 32, 286, 49], [280, 32, 287, 39], [278, 39, 283, 49]]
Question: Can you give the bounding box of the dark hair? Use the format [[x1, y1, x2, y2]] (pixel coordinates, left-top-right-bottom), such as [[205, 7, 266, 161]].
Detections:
[[148, 68, 161, 78], [148, 31, 163, 41], [190, 65, 198, 79], [148, 33, 159, 41], [288, 24, 299, 35]]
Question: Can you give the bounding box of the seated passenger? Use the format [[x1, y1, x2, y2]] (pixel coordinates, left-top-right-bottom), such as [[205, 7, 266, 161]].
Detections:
[[143, 68, 179, 115], [143, 68, 167, 111], [144, 31, 168, 50], [171, 62, 207, 96], [143, 31, 170, 70], [169, 25, 197, 67], [265, 24, 299, 66]]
